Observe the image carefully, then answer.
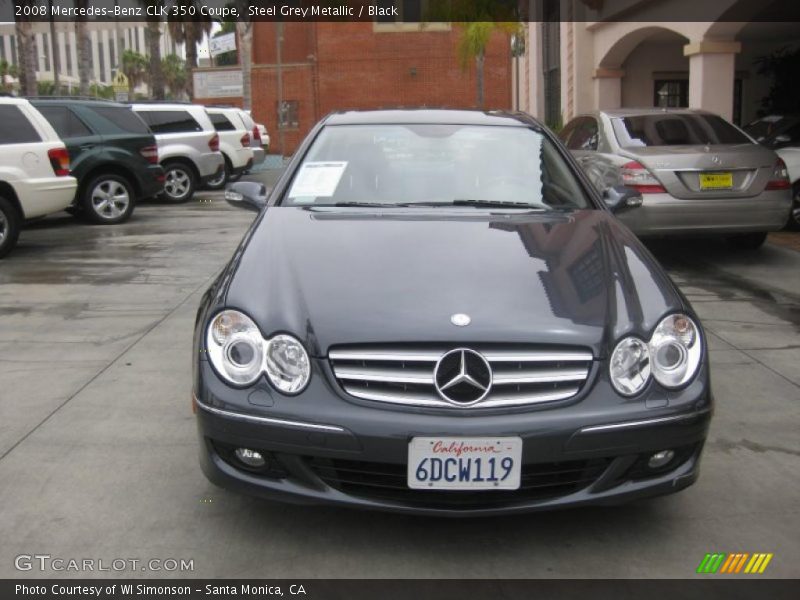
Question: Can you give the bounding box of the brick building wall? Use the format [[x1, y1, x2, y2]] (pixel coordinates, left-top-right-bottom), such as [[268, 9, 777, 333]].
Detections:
[[196, 22, 512, 155]]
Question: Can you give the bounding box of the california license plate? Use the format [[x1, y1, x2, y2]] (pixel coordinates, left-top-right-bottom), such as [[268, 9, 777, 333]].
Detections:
[[407, 437, 522, 490], [699, 172, 733, 190]]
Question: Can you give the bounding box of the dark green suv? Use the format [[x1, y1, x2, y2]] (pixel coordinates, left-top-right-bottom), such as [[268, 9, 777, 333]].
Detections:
[[30, 99, 164, 224]]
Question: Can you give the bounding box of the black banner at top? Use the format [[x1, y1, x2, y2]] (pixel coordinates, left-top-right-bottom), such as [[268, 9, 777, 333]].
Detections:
[[2, 0, 800, 23]]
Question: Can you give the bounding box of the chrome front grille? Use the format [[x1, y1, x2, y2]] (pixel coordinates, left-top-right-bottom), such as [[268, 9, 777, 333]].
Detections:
[[329, 345, 594, 409]]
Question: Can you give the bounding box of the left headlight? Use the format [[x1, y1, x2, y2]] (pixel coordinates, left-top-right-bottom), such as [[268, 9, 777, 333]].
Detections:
[[206, 310, 310, 392], [609, 313, 702, 396], [649, 314, 702, 389]]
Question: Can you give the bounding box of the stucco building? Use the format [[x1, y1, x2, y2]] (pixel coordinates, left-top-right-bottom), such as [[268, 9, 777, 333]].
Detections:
[[517, 0, 800, 127]]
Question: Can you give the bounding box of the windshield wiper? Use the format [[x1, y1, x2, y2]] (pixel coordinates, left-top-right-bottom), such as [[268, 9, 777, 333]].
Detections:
[[451, 199, 549, 210], [331, 202, 391, 207]]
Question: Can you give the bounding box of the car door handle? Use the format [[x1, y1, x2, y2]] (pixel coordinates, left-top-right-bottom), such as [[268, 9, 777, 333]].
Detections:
[[79, 144, 95, 151]]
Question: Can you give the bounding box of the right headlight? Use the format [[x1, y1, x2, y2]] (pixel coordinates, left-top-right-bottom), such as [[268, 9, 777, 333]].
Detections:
[[609, 313, 702, 396], [206, 310, 310, 393]]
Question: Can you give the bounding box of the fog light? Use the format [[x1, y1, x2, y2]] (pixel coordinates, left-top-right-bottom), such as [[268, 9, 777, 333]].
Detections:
[[648, 450, 675, 469], [235, 448, 266, 468]]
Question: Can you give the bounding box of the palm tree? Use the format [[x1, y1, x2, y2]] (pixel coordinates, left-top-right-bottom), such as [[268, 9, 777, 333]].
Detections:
[[75, 0, 91, 96], [457, 22, 521, 109], [236, 21, 253, 111], [142, 2, 165, 100], [167, 2, 212, 99], [427, 0, 521, 109], [14, 2, 38, 96], [161, 54, 188, 99], [121, 50, 148, 97], [0, 59, 10, 93]]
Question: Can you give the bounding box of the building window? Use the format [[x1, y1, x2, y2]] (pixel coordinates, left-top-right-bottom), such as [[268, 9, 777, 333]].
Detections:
[[0, 36, 6, 62], [654, 79, 688, 108], [98, 40, 105, 82], [42, 33, 51, 72], [278, 100, 299, 130], [109, 38, 115, 72], [10, 35, 17, 66], [542, 0, 561, 128], [65, 34, 72, 75]]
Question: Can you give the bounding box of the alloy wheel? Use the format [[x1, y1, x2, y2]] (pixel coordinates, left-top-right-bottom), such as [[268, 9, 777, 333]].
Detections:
[[164, 167, 192, 200], [90, 180, 130, 221]]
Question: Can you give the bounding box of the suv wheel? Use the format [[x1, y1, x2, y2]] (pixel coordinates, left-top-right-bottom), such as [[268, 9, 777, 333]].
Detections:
[[205, 160, 230, 190], [82, 174, 135, 224], [162, 162, 196, 203], [0, 196, 21, 259], [725, 232, 768, 250]]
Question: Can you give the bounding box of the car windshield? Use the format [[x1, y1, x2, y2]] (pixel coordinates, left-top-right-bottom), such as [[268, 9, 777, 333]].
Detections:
[[280, 124, 591, 210], [612, 113, 752, 147]]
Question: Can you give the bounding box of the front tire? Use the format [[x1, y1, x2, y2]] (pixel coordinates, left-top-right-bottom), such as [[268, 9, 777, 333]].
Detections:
[[0, 196, 21, 258], [161, 162, 196, 203], [81, 174, 135, 225], [725, 232, 768, 250]]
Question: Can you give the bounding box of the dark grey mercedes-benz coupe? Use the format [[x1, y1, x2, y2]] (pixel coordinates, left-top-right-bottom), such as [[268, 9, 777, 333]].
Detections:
[[192, 109, 712, 515]]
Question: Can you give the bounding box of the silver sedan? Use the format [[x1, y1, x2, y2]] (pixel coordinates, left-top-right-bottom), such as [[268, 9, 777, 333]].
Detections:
[[559, 108, 793, 249]]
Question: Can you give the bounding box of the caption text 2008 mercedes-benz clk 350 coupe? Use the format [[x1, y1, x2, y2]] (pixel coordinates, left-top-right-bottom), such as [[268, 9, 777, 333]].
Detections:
[[192, 110, 712, 516]]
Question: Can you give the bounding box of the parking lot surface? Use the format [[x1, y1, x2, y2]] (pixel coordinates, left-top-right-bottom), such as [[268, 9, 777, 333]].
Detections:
[[1, 186, 798, 579]]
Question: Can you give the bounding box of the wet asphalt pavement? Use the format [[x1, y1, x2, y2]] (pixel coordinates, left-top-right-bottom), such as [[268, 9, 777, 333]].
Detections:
[[0, 181, 798, 579]]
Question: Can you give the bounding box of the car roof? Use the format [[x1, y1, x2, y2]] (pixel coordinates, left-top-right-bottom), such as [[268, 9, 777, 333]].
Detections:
[[30, 98, 126, 108], [596, 108, 718, 118], [323, 108, 539, 128], [130, 103, 204, 111], [0, 97, 30, 106]]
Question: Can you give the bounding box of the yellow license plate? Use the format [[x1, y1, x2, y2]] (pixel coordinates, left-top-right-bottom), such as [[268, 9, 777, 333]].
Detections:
[[699, 172, 733, 190]]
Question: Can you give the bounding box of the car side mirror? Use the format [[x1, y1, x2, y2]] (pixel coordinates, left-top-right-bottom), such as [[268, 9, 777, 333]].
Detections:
[[603, 185, 643, 214], [224, 181, 269, 212], [772, 134, 791, 148]]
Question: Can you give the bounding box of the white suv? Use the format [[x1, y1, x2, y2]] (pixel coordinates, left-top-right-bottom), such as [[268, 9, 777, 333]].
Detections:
[[0, 98, 77, 258], [131, 103, 224, 202], [205, 107, 255, 189]]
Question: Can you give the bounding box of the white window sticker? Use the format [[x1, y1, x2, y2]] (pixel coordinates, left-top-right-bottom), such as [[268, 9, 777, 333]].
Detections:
[[288, 161, 348, 198]]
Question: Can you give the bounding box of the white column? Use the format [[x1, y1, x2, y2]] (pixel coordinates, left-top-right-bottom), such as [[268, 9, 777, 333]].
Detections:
[[593, 68, 623, 110], [684, 40, 740, 121]]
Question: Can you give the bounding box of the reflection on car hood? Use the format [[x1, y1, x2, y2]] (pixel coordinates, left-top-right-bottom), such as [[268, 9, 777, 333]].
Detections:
[[225, 208, 686, 357]]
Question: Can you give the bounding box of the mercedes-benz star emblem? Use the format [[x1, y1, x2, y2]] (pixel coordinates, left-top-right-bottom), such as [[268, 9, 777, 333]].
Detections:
[[434, 348, 492, 405], [450, 313, 471, 327]]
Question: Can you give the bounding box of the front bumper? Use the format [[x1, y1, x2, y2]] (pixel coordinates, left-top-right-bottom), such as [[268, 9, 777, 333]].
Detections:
[[618, 189, 792, 235], [194, 359, 712, 516]]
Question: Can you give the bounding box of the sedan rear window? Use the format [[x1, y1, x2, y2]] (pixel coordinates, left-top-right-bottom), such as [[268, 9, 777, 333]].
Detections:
[[282, 124, 591, 210], [612, 114, 751, 147]]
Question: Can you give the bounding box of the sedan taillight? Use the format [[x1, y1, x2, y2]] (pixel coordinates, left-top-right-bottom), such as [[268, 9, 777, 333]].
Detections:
[[252, 126, 262, 144], [621, 161, 666, 194], [208, 133, 220, 152], [765, 158, 791, 191], [139, 144, 159, 165], [240, 132, 251, 148], [47, 147, 70, 177]]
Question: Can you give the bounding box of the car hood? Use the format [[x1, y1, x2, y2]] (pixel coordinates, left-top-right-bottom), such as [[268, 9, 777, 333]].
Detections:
[[224, 207, 685, 358]]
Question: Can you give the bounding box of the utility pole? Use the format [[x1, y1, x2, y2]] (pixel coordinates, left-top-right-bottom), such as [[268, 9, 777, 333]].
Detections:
[[276, 20, 284, 158]]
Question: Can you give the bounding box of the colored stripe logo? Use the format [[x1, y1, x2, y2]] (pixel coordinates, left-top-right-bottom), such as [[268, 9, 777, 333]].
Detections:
[[697, 553, 773, 574]]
